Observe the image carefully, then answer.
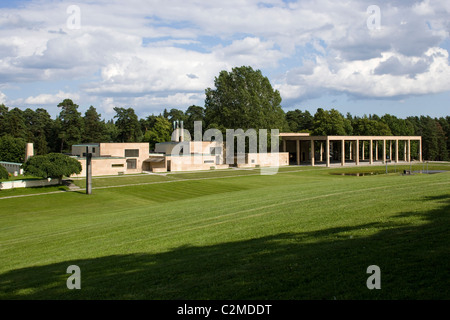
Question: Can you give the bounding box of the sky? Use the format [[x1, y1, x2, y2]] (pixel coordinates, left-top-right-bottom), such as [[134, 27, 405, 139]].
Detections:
[[0, 0, 449, 120]]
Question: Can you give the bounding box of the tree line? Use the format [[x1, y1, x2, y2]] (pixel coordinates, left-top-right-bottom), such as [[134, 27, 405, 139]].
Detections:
[[0, 66, 448, 163], [1, 101, 448, 162]]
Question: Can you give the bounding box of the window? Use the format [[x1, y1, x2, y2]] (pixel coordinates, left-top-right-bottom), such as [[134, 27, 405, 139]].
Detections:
[[125, 149, 139, 157], [112, 164, 124, 168], [92, 147, 96, 153], [127, 159, 137, 169], [204, 160, 214, 164]]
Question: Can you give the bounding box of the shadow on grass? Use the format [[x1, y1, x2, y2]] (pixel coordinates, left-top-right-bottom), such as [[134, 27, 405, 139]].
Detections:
[[1, 195, 449, 300]]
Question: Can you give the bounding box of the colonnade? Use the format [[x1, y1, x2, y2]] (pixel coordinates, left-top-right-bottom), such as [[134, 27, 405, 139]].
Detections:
[[281, 135, 422, 167]]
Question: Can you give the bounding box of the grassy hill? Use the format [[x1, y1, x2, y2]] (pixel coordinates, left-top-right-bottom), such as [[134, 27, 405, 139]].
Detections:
[[0, 164, 449, 299]]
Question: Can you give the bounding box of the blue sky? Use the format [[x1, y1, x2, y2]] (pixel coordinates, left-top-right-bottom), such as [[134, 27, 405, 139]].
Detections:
[[0, 0, 449, 120]]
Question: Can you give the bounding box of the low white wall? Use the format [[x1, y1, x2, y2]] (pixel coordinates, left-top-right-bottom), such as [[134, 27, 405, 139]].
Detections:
[[0, 179, 60, 190]]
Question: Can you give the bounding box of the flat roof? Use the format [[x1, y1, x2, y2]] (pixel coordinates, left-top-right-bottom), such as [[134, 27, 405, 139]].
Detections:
[[72, 143, 100, 147], [279, 133, 310, 137], [281, 135, 422, 140], [0, 161, 22, 165]]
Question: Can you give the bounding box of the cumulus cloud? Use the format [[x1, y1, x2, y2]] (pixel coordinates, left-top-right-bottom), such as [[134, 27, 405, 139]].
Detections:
[[0, 0, 449, 115], [23, 91, 80, 105], [0, 91, 7, 104], [278, 47, 450, 100]]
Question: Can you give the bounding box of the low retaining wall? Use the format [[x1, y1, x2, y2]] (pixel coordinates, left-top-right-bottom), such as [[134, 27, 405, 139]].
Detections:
[[0, 178, 60, 190]]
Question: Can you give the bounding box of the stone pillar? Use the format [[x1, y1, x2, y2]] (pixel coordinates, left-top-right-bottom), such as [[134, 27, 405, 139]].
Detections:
[[356, 140, 360, 166], [320, 142, 323, 162], [310, 140, 315, 167], [341, 139, 345, 166], [404, 142, 407, 161], [296, 139, 300, 165], [349, 142, 353, 160], [395, 139, 399, 163], [370, 139, 373, 165], [407, 139, 411, 162], [419, 137, 422, 162], [383, 140, 386, 164], [326, 138, 330, 167], [362, 141, 365, 161], [389, 141, 392, 162], [375, 141, 379, 161]]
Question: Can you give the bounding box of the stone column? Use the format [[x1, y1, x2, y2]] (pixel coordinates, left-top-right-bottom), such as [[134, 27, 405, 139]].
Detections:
[[356, 139, 360, 166], [407, 139, 411, 162], [375, 141, 379, 161], [370, 139, 373, 165], [383, 140, 386, 164], [362, 141, 365, 161], [296, 139, 300, 165], [404, 142, 407, 161], [349, 142, 353, 160], [389, 141, 392, 162], [320, 142, 323, 162], [395, 139, 399, 163], [326, 138, 330, 167], [310, 140, 315, 167], [419, 137, 422, 162], [341, 139, 345, 166]]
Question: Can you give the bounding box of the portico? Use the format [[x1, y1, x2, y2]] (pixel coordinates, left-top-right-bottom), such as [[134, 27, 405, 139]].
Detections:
[[280, 133, 422, 167]]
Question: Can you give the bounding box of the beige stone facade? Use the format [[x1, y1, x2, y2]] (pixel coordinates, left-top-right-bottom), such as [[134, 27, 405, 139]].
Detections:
[[72, 143, 150, 177], [72, 140, 288, 176]]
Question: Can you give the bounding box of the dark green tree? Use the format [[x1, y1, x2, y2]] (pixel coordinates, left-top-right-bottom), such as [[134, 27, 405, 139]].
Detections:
[[105, 119, 119, 142], [286, 109, 314, 132], [57, 99, 83, 152], [165, 108, 187, 125], [114, 107, 143, 142], [352, 116, 391, 136], [205, 66, 288, 131], [3, 108, 27, 139], [313, 108, 351, 135], [23, 153, 82, 184], [83, 106, 107, 143], [0, 165, 9, 180], [185, 105, 205, 135], [0, 135, 26, 163], [0, 104, 8, 137], [23, 108, 53, 155], [143, 116, 172, 150]]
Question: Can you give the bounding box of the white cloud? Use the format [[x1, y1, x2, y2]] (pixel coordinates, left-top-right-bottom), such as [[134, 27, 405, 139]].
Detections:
[[22, 91, 80, 105], [0, 91, 7, 104], [278, 47, 450, 100], [0, 0, 449, 115]]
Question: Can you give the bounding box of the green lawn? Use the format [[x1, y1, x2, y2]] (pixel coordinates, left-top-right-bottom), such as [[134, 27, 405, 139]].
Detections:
[[0, 164, 449, 299]]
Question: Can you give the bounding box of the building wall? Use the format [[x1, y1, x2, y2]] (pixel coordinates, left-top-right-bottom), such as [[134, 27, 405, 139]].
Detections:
[[168, 155, 219, 172], [236, 153, 289, 168], [71, 143, 151, 177], [73, 158, 130, 177], [72, 145, 100, 157], [155, 141, 223, 159], [0, 162, 23, 175], [0, 178, 60, 190]]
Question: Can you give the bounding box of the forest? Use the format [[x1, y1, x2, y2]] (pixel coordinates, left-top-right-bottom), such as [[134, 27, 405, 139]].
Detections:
[[0, 100, 448, 164]]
